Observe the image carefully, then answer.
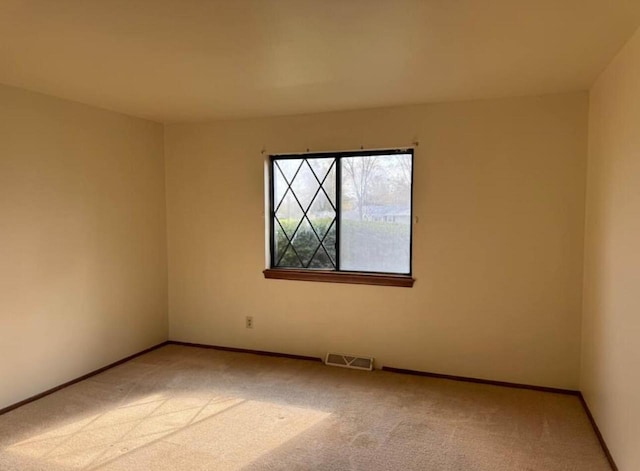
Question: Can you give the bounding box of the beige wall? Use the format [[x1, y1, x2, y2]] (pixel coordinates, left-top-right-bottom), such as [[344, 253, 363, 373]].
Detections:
[[0, 85, 168, 410], [582, 27, 640, 470], [165, 92, 588, 389]]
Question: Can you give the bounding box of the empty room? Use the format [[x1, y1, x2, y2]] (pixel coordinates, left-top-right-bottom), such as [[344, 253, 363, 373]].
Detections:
[[1, 1, 639, 470]]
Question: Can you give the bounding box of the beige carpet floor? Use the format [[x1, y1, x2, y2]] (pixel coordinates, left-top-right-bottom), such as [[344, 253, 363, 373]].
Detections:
[[0, 345, 610, 471]]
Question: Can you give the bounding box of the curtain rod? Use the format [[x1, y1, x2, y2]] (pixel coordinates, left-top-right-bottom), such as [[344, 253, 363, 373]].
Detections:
[[260, 142, 419, 156]]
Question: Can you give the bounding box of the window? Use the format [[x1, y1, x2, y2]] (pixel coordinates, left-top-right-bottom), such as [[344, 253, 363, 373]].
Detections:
[[264, 149, 414, 287]]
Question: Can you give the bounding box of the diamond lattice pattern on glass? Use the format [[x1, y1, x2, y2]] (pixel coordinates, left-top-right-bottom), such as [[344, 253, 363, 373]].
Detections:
[[273, 158, 336, 269]]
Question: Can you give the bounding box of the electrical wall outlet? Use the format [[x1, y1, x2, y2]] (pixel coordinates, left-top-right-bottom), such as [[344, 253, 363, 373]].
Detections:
[[245, 316, 253, 329]]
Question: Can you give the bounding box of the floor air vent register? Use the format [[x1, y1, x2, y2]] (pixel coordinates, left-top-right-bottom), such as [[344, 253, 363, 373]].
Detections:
[[325, 353, 374, 371]]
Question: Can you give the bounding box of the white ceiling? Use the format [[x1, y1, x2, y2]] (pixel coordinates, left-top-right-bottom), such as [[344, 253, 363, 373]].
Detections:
[[1, 0, 639, 123]]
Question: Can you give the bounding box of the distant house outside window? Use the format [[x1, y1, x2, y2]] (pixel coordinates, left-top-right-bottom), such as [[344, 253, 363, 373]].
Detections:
[[267, 149, 413, 279]]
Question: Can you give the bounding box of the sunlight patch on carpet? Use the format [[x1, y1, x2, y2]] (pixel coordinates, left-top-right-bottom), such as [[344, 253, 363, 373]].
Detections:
[[6, 392, 329, 470]]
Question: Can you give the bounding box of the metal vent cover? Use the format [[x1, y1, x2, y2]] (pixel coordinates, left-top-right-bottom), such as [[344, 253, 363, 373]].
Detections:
[[325, 353, 374, 371]]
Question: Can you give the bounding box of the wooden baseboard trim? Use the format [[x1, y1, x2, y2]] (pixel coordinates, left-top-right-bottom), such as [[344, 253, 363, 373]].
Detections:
[[167, 340, 322, 363], [381, 366, 580, 396], [578, 393, 618, 471], [0, 341, 169, 417]]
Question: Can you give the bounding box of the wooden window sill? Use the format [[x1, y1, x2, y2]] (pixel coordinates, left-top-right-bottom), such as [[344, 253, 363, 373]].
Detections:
[[263, 269, 414, 287]]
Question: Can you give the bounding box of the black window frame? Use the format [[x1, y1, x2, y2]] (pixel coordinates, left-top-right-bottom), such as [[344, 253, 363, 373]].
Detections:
[[267, 148, 414, 279]]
